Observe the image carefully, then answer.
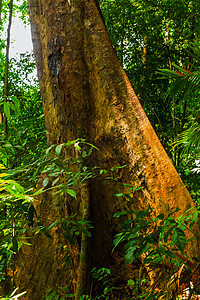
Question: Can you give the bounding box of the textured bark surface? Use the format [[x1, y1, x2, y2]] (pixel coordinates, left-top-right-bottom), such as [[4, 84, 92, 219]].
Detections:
[[15, 0, 199, 299]]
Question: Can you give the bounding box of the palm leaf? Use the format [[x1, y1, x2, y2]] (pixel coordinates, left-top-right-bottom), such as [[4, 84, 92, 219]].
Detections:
[[174, 123, 200, 158], [157, 64, 200, 103]]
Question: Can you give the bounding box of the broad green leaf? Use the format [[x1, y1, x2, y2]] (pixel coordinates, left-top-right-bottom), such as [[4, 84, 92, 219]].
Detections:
[[124, 247, 135, 264], [66, 189, 76, 198], [56, 144, 63, 156], [9, 102, 15, 111], [4, 102, 10, 119], [124, 241, 137, 252], [43, 177, 49, 187], [172, 227, 186, 252]]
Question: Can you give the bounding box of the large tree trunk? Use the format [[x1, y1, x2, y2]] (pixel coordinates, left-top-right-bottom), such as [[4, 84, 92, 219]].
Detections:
[[15, 0, 199, 299]]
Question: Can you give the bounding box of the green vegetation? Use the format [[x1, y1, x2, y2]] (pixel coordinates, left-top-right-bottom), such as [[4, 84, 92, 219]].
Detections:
[[0, 0, 200, 299]]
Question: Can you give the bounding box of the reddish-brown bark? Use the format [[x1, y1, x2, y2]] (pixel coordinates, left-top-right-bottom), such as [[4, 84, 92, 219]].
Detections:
[[15, 0, 199, 298]]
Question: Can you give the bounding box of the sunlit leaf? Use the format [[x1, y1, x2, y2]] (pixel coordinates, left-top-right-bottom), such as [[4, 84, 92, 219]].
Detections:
[[56, 144, 63, 156], [43, 177, 49, 187], [66, 189, 76, 198]]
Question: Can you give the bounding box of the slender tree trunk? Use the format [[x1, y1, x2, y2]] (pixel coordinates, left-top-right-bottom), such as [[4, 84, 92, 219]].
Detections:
[[0, 0, 2, 25], [3, 0, 13, 140], [15, 0, 199, 298], [139, 35, 148, 106]]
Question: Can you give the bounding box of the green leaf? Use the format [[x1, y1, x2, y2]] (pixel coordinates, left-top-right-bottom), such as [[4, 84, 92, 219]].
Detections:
[[46, 290, 57, 299], [47, 220, 58, 230], [82, 151, 87, 157], [172, 227, 186, 252], [46, 145, 55, 155], [9, 102, 15, 111], [133, 187, 142, 191], [52, 177, 60, 186], [43, 177, 49, 187], [189, 211, 199, 229], [88, 147, 93, 156], [56, 144, 63, 156], [113, 233, 124, 249], [66, 189, 76, 198], [4, 102, 10, 119], [124, 247, 135, 264], [113, 211, 127, 218], [127, 279, 135, 286]]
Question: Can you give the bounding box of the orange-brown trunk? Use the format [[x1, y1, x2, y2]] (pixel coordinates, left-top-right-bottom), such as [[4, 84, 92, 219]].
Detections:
[[15, 0, 199, 298]]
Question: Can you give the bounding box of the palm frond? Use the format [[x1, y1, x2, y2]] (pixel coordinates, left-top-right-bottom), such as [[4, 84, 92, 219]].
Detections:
[[157, 64, 200, 104], [174, 123, 200, 158]]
